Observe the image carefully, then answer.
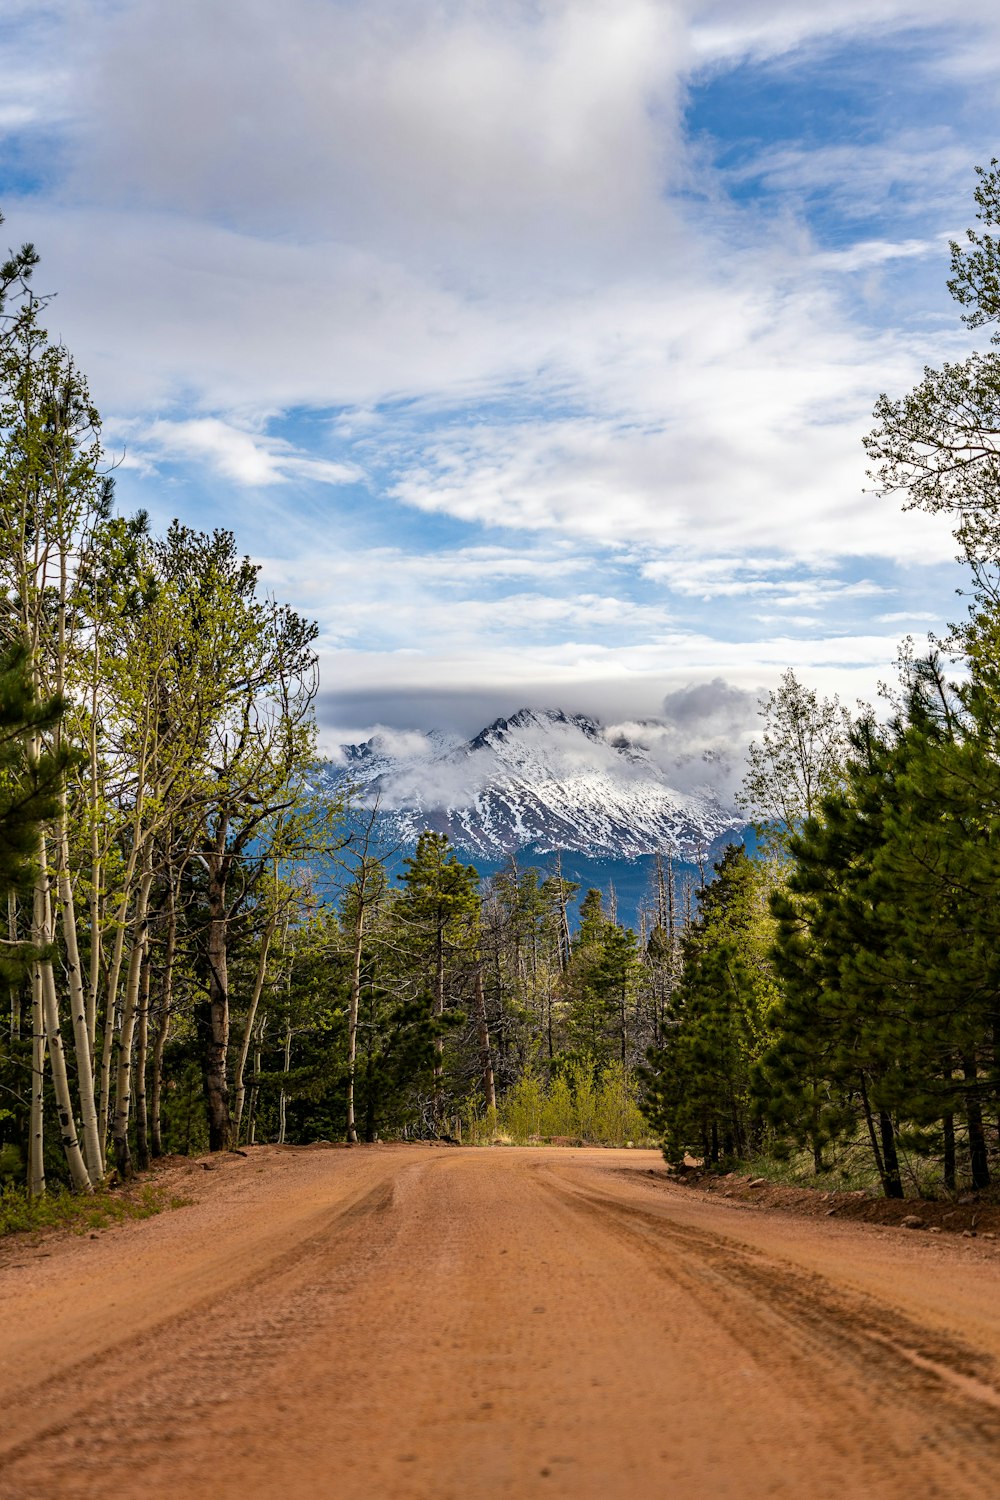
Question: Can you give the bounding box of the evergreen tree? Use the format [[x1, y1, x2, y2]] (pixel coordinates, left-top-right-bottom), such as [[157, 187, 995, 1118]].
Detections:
[[396, 832, 479, 1129], [0, 642, 67, 914], [643, 846, 776, 1167]]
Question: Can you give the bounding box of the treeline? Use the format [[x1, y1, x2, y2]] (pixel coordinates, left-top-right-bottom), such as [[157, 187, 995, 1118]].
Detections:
[[644, 163, 1000, 1198], [227, 823, 694, 1149]]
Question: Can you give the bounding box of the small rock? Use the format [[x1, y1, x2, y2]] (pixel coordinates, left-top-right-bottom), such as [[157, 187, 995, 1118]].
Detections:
[[748, 1178, 767, 1189], [962, 1229, 976, 1238], [826, 1207, 838, 1216], [958, 1194, 975, 1205], [928, 1226, 942, 1234], [983, 1232, 997, 1241], [900, 1216, 925, 1230]]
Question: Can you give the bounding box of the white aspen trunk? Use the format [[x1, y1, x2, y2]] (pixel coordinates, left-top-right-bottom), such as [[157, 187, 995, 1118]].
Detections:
[[135, 948, 150, 1172], [8, 892, 19, 1040], [97, 849, 142, 1144], [277, 1020, 291, 1145], [35, 862, 92, 1192], [86, 645, 102, 1052], [28, 961, 45, 1196], [150, 880, 176, 1159], [56, 810, 104, 1181], [555, 854, 571, 972], [233, 917, 276, 1144], [111, 858, 154, 1179], [248, 1016, 265, 1146], [97, 730, 148, 1146]]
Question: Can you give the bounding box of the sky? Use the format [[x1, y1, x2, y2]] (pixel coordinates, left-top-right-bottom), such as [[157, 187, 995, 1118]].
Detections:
[[1, 0, 996, 767]]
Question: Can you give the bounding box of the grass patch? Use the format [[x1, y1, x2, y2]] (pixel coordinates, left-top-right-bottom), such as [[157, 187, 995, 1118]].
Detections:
[[740, 1141, 883, 1195], [0, 1180, 192, 1239]]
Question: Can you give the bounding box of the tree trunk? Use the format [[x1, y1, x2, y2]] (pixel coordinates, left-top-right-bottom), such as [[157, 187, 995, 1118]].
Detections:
[[278, 1019, 292, 1145], [943, 1112, 956, 1193], [620, 986, 627, 1065], [859, 1075, 886, 1186], [879, 1109, 904, 1199], [200, 855, 232, 1153], [28, 959, 45, 1196], [473, 965, 496, 1112], [98, 838, 146, 1149], [36, 868, 92, 1192], [111, 862, 154, 1180], [247, 1016, 265, 1146], [963, 1053, 991, 1190], [811, 1095, 824, 1174], [56, 814, 103, 1181], [8, 892, 19, 1040], [346, 899, 364, 1144], [432, 920, 445, 1129], [233, 916, 276, 1144], [134, 949, 150, 1172], [150, 881, 177, 1159]]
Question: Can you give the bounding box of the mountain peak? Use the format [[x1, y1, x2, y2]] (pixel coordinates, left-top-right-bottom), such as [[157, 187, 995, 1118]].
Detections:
[[331, 706, 743, 861], [469, 706, 598, 750]]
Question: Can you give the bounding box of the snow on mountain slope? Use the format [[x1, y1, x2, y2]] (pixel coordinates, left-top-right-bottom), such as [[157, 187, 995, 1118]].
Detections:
[[327, 708, 743, 860]]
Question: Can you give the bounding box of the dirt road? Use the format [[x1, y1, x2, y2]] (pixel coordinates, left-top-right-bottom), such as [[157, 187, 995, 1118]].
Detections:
[[3, 1145, 1000, 1499]]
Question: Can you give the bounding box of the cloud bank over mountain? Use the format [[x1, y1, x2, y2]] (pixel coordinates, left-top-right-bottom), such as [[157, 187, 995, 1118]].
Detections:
[[328, 706, 747, 862]]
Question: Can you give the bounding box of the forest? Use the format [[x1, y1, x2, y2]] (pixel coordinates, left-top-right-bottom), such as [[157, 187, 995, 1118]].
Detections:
[[5, 164, 1000, 1211]]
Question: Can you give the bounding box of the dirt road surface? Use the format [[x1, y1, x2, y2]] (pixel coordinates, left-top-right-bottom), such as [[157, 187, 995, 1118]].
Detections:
[[4, 1145, 1000, 1499]]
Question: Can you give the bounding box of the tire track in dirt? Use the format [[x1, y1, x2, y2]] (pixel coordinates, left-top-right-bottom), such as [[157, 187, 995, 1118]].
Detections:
[[0, 1170, 406, 1496], [540, 1165, 1000, 1494]]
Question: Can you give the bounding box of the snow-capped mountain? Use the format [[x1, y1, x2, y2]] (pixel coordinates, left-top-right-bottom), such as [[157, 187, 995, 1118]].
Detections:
[[326, 708, 744, 861]]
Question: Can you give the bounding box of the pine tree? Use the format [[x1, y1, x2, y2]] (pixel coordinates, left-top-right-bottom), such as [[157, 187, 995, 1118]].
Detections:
[[397, 832, 479, 1129], [643, 846, 775, 1167], [0, 641, 68, 920]]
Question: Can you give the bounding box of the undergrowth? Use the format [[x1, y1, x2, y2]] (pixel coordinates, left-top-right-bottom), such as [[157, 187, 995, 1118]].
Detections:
[[0, 1181, 192, 1238], [740, 1145, 881, 1194], [463, 1061, 653, 1147]]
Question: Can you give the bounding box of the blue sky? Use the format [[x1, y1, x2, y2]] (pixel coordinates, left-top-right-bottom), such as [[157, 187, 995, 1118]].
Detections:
[[1, 0, 996, 766]]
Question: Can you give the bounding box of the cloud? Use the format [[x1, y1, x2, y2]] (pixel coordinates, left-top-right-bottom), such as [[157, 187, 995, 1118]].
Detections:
[[606, 678, 762, 796], [689, 0, 1000, 69], [71, 0, 684, 258], [0, 0, 973, 581], [0, 0, 990, 762], [116, 417, 362, 488]]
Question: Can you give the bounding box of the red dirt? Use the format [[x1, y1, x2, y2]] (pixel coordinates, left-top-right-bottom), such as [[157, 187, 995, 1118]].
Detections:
[[3, 1143, 1000, 1498]]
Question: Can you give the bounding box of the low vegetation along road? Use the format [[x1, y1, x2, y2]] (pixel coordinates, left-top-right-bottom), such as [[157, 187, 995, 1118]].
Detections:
[[3, 1146, 1000, 1498]]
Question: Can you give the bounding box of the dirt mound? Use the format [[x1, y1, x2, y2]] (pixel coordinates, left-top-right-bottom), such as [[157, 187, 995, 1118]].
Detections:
[[674, 1166, 1000, 1237]]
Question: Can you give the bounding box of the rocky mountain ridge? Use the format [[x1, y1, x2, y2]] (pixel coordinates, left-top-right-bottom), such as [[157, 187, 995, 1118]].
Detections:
[[325, 707, 744, 862]]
